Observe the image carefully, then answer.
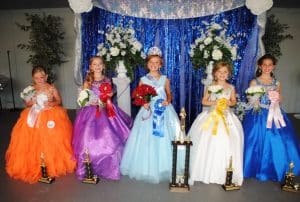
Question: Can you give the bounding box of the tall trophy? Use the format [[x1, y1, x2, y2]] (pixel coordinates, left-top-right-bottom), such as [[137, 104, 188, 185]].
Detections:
[[281, 162, 299, 192], [169, 108, 192, 192], [222, 156, 240, 191], [38, 152, 55, 184], [82, 149, 99, 184]]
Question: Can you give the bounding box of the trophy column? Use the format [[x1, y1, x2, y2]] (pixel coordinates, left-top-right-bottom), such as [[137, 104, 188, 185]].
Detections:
[[222, 156, 240, 191], [82, 149, 99, 184], [281, 162, 299, 192], [38, 152, 55, 184], [169, 108, 192, 192]]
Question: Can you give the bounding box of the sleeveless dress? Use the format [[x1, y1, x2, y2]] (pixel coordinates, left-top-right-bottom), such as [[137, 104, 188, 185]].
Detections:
[[72, 78, 132, 180], [243, 78, 300, 181], [5, 88, 76, 184], [188, 85, 244, 185], [120, 74, 180, 183]]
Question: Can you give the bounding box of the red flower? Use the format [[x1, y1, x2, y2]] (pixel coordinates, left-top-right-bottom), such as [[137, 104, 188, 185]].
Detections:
[[132, 84, 157, 106]]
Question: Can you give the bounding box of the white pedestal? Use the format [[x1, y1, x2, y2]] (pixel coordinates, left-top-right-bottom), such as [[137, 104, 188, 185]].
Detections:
[[112, 77, 131, 116]]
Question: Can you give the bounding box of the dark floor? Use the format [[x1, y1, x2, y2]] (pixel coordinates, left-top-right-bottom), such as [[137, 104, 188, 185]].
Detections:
[[0, 109, 299, 202]]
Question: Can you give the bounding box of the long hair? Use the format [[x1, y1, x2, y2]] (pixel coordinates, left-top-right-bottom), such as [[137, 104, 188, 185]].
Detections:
[[255, 54, 277, 78], [85, 56, 104, 88]]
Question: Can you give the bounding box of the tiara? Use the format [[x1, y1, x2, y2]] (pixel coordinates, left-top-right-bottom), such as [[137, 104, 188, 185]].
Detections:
[[147, 47, 162, 57]]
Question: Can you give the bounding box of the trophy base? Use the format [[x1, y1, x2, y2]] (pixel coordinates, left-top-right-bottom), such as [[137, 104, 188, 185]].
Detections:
[[169, 183, 190, 192], [82, 177, 99, 184], [281, 185, 299, 193], [38, 177, 55, 184], [222, 184, 240, 191]]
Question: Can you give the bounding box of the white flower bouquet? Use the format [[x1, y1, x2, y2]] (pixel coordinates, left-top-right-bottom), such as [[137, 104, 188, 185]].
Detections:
[[20, 85, 35, 101], [77, 89, 91, 107], [208, 85, 223, 95], [245, 85, 265, 112], [97, 22, 146, 80], [190, 20, 238, 70]]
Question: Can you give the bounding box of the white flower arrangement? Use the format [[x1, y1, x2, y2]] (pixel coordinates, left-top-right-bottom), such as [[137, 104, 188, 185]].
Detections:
[[234, 94, 248, 121], [97, 22, 146, 80], [190, 20, 238, 70], [245, 86, 265, 96], [20, 85, 35, 101], [77, 89, 91, 107], [208, 85, 223, 94]]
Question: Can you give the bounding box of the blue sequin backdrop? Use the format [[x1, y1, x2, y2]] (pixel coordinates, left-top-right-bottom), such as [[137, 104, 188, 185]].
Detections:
[[81, 6, 258, 126]]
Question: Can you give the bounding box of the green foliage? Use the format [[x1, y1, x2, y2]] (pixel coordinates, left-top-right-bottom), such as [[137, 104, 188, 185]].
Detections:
[[262, 14, 293, 58], [16, 13, 65, 83]]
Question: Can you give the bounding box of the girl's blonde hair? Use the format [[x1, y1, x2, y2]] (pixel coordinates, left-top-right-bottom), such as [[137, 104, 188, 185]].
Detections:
[[212, 61, 232, 81]]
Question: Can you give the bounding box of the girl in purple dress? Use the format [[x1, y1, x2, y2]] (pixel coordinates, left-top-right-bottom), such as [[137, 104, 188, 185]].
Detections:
[[72, 56, 132, 180]]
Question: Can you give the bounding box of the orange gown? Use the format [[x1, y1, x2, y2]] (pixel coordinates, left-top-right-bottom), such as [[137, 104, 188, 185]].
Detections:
[[5, 106, 76, 184]]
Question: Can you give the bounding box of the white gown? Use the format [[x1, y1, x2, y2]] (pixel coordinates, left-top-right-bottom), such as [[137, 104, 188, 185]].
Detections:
[[188, 85, 244, 185]]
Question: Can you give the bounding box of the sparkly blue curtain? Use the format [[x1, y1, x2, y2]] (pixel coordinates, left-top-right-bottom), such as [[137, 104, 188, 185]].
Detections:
[[81, 6, 257, 126]]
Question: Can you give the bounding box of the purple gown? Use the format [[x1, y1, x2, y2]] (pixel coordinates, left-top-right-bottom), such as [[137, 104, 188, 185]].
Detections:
[[72, 78, 132, 180]]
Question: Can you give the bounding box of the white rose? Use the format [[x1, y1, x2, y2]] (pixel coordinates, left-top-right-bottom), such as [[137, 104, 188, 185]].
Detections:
[[199, 44, 205, 51], [212, 49, 223, 60], [106, 53, 111, 61], [204, 50, 209, 59], [210, 23, 222, 30], [97, 43, 104, 50], [204, 37, 213, 45], [195, 38, 203, 44], [110, 47, 120, 56], [132, 41, 142, 51], [121, 51, 126, 56], [119, 42, 126, 49], [131, 48, 137, 54], [98, 48, 107, 56], [214, 36, 222, 43]]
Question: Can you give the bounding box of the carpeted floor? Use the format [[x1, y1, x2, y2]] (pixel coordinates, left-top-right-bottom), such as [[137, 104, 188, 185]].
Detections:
[[0, 109, 299, 202]]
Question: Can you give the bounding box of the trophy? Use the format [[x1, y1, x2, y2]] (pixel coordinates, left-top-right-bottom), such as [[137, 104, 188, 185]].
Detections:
[[169, 108, 192, 192], [222, 156, 240, 191], [38, 152, 55, 184], [281, 162, 299, 192], [82, 149, 99, 184]]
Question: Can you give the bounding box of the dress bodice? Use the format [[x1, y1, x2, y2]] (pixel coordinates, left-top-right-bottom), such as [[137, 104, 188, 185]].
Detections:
[[141, 74, 167, 100], [209, 85, 233, 101], [255, 78, 278, 105], [90, 78, 111, 97]]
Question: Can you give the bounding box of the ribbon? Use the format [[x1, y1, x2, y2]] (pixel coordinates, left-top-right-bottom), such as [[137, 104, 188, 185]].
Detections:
[[202, 98, 230, 135], [27, 93, 48, 128], [152, 99, 166, 137], [98, 82, 116, 118], [266, 91, 286, 128]]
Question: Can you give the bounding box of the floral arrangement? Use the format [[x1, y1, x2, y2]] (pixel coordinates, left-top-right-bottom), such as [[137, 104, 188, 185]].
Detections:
[[234, 94, 248, 121], [190, 20, 238, 70], [20, 85, 35, 101], [97, 22, 146, 80], [77, 89, 91, 107], [208, 85, 223, 95], [245, 86, 265, 112], [132, 84, 157, 106]]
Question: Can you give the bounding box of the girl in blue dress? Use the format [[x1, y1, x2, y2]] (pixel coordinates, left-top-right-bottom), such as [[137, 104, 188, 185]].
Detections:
[[243, 54, 300, 182], [120, 47, 180, 183]]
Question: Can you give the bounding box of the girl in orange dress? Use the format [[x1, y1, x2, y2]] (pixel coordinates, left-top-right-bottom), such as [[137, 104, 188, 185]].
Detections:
[[5, 66, 76, 183]]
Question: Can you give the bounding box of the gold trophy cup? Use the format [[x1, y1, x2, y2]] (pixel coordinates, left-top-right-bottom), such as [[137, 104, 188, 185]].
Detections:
[[38, 152, 55, 184], [82, 149, 99, 184], [281, 162, 299, 192], [222, 156, 240, 191]]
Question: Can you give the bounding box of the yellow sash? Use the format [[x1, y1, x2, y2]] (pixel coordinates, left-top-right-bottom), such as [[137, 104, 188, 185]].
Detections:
[[202, 98, 230, 135]]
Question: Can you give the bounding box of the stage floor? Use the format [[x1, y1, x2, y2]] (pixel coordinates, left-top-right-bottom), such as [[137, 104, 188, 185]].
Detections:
[[0, 110, 299, 202]]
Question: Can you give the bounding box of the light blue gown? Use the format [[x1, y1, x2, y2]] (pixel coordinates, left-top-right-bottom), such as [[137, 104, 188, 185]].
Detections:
[[121, 74, 180, 183], [243, 78, 300, 182]]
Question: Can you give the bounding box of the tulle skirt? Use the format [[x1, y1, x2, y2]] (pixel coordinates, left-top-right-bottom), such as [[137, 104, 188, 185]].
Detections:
[[5, 106, 76, 184]]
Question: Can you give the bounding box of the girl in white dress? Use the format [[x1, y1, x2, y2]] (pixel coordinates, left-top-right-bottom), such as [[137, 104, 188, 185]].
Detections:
[[188, 61, 244, 185]]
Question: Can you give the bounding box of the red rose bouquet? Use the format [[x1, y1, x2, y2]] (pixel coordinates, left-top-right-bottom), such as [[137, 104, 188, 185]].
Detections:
[[132, 84, 157, 106]]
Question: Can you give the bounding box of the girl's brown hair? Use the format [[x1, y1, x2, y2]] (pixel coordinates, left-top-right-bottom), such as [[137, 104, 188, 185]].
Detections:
[[212, 61, 232, 81], [32, 66, 47, 76], [255, 54, 277, 78], [85, 56, 104, 88]]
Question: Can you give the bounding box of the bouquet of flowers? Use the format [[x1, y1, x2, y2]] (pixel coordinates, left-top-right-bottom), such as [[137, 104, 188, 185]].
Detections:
[[77, 89, 91, 107], [245, 85, 265, 112], [190, 20, 238, 69], [234, 94, 248, 121], [97, 22, 146, 80], [132, 84, 157, 106], [20, 85, 35, 101]]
